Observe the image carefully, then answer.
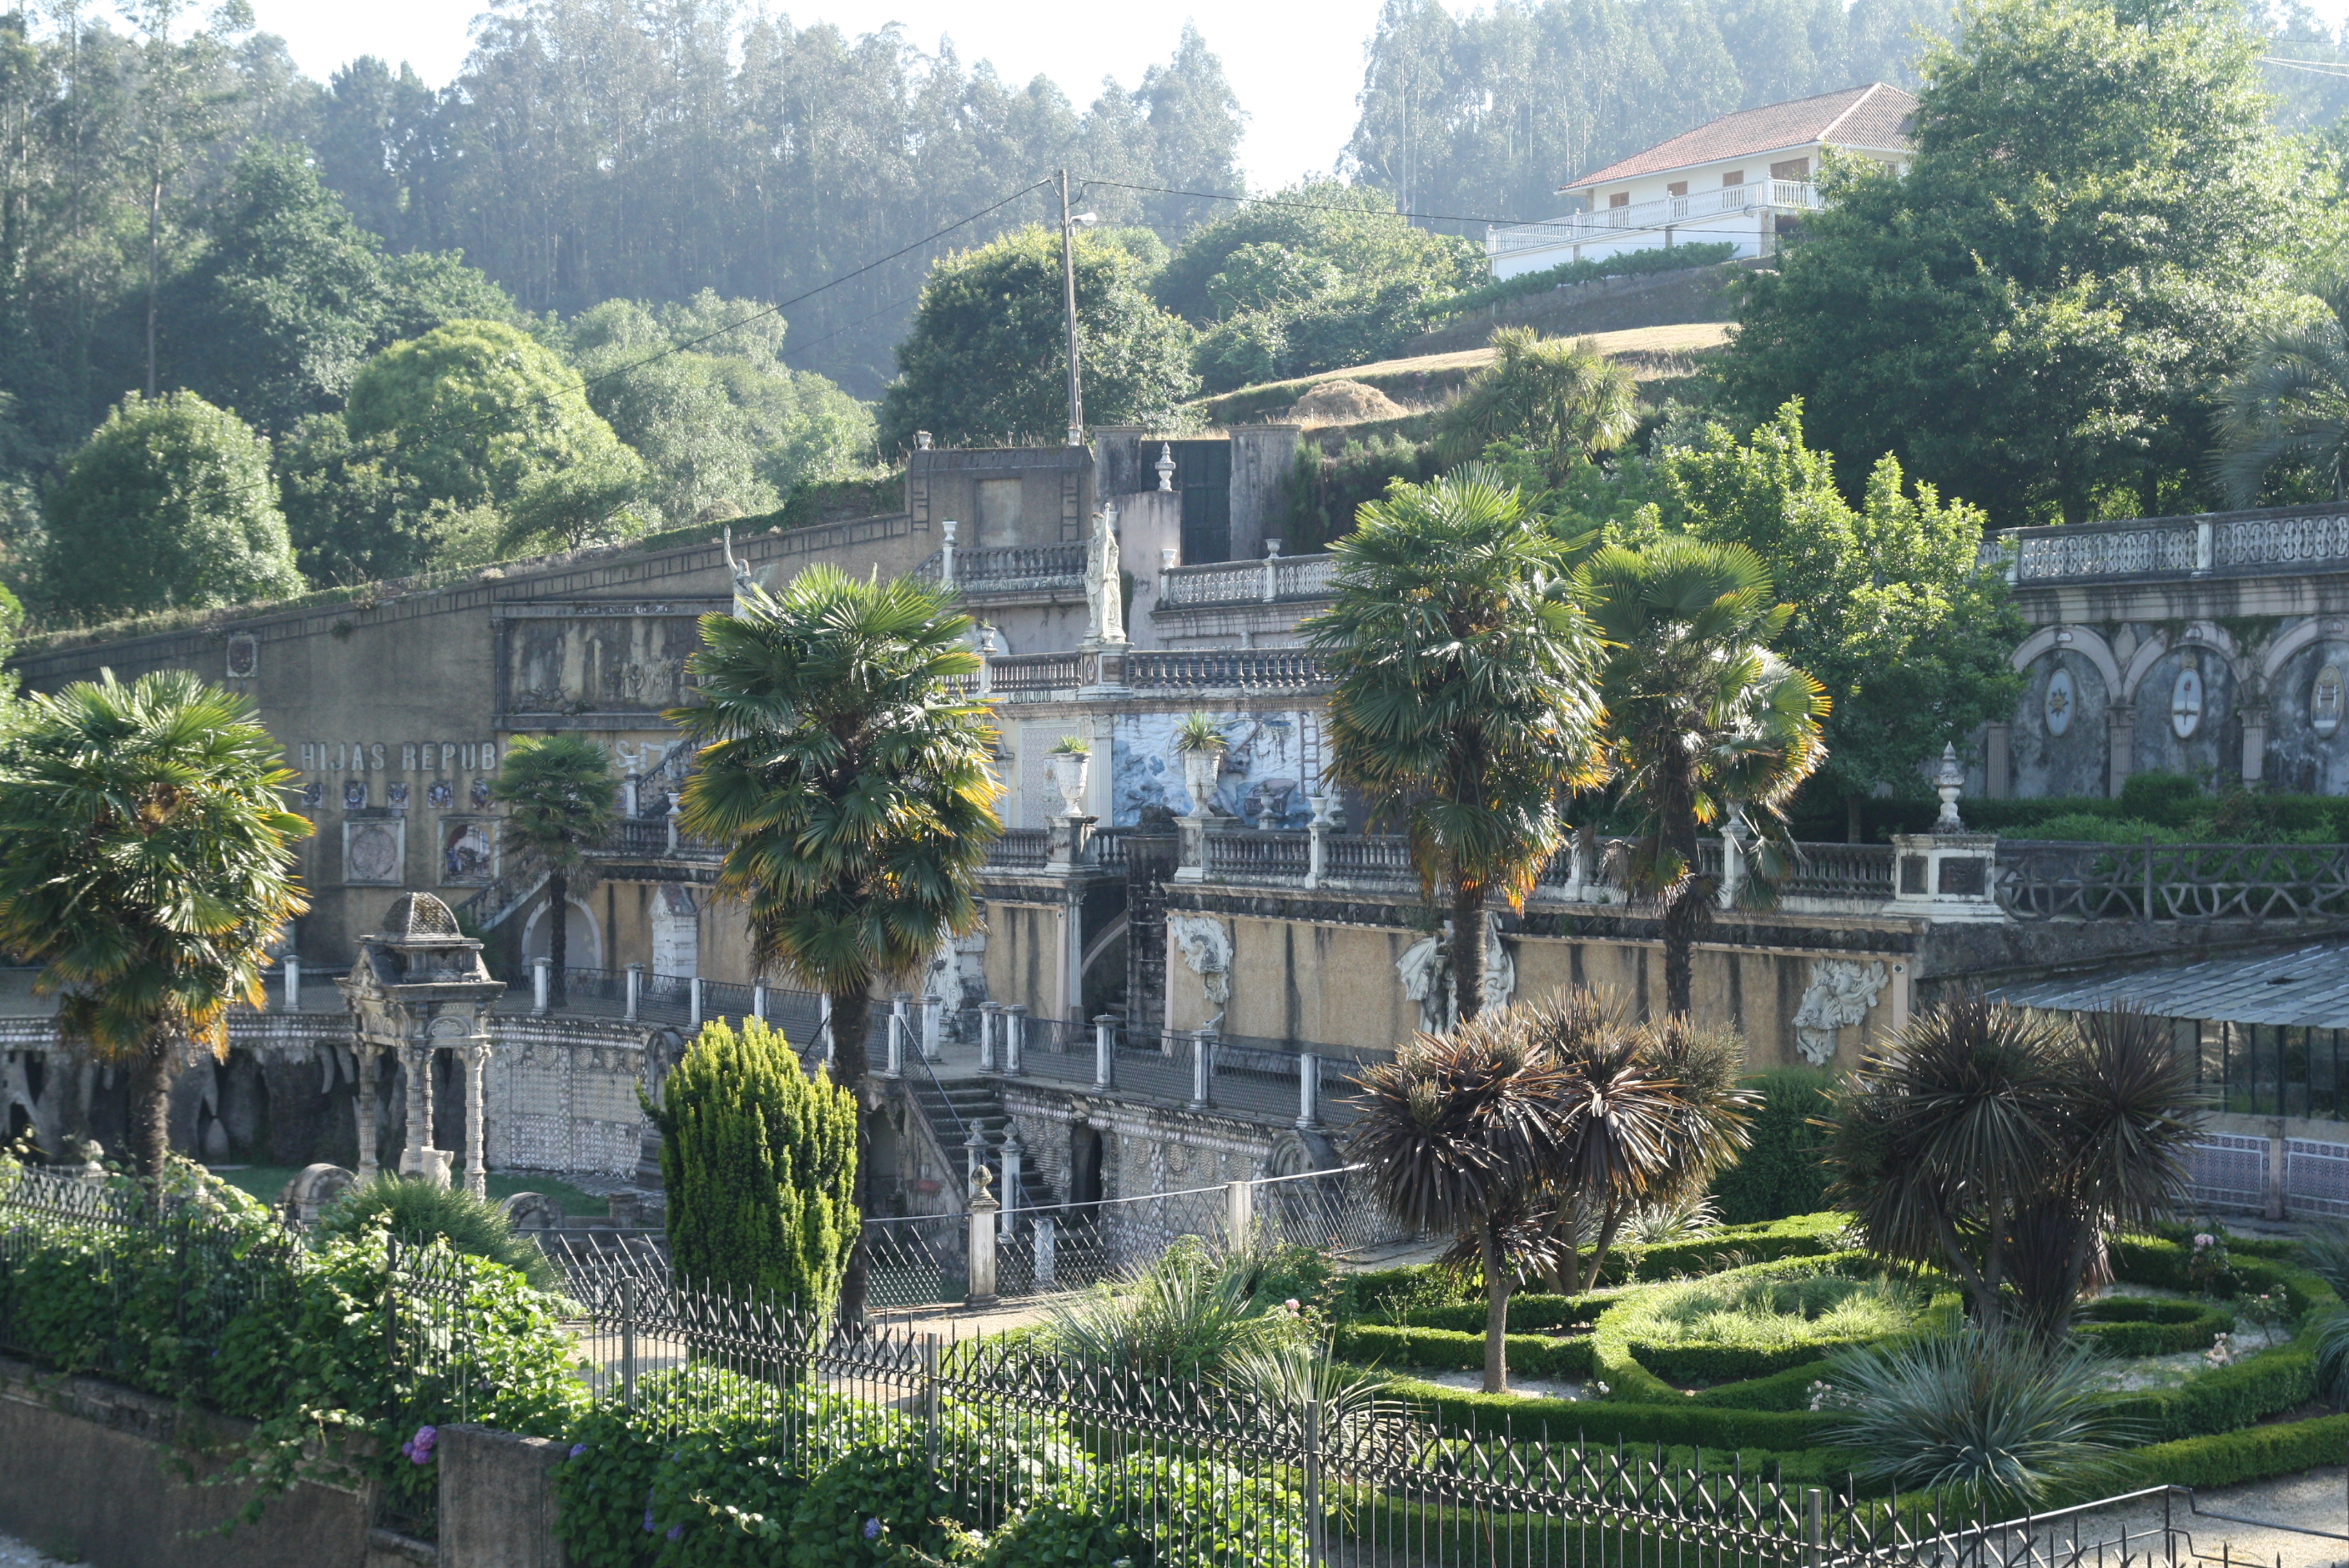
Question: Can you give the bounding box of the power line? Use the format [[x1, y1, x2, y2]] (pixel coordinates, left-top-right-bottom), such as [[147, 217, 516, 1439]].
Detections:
[[1079, 178, 1581, 230], [2261, 55, 2349, 78], [204, 178, 1054, 510]]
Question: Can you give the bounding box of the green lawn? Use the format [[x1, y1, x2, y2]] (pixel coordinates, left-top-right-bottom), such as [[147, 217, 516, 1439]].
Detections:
[[204, 1163, 611, 1216]]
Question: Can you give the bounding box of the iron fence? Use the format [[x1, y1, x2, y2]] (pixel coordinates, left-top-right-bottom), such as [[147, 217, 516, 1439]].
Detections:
[[1995, 841, 2349, 922], [400, 1268, 2231, 1568]]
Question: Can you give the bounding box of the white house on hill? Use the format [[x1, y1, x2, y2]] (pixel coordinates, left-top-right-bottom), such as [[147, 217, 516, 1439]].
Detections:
[[1486, 83, 1918, 279]]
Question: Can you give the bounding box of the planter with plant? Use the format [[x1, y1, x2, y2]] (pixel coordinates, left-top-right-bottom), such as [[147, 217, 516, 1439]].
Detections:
[[1172, 713, 1226, 817], [1047, 736, 1091, 817]]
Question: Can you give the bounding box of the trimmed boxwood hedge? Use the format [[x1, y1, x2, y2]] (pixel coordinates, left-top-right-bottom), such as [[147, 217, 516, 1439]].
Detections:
[[2073, 1298, 2234, 1358], [1395, 1291, 1621, 1335], [1591, 1251, 1883, 1400], [1632, 1334, 1884, 1387], [1335, 1322, 1595, 1379], [1336, 1218, 2341, 1493], [1381, 1373, 1844, 1455]]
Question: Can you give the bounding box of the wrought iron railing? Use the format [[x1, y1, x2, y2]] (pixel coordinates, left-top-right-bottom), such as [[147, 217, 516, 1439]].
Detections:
[[1994, 840, 2349, 922]]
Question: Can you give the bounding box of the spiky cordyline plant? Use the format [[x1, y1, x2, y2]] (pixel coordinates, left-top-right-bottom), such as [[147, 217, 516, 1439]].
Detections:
[[1825, 994, 2202, 1337], [1348, 996, 1582, 1393]]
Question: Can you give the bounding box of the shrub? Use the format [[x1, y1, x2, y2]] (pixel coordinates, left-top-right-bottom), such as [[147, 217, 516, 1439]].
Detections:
[[1820, 1330, 2124, 1511], [1044, 1235, 1303, 1378], [651, 1016, 859, 1314], [317, 1173, 556, 1288], [1394, 1290, 1617, 1335], [1434, 243, 1741, 319], [1710, 1069, 1834, 1224], [1625, 1209, 1852, 1279], [1380, 1375, 1841, 1453]]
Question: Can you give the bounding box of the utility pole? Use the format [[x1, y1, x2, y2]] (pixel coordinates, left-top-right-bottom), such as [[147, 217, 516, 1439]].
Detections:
[[1059, 168, 1084, 447]]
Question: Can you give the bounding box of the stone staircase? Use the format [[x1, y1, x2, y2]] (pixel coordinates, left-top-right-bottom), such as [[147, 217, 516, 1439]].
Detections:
[[907, 1072, 1054, 1213]]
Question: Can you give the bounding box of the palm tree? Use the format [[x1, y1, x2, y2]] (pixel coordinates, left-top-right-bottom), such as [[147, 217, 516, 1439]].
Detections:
[[1304, 470, 1607, 1022], [1823, 994, 2200, 1338], [2215, 283, 2349, 506], [0, 671, 309, 1181], [1579, 537, 1828, 1017], [1349, 1003, 1577, 1393], [669, 563, 1000, 1324], [489, 734, 618, 1011], [1435, 328, 1640, 479]]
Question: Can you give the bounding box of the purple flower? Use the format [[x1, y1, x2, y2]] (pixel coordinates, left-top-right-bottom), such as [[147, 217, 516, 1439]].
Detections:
[[666, 1525, 684, 1541], [569, 1443, 588, 1459], [644, 1506, 657, 1533], [863, 1519, 883, 1540]]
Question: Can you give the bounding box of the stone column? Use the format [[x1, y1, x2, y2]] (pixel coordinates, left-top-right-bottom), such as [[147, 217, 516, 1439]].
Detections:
[[689, 976, 704, 1029], [1189, 1028, 1214, 1108], [1225, 1179, 1255, 1250], [2242, 706, 2271, 786], [966, 1166, 1000, 1305], [752, 981, 767, 1023], [1034, 1214, 1057, 1290], [283, 955, 301, 1014], [1004, 1005, 1026, 1075], [1984, 722, 2011, 800], [819, 993, 836, 1067], [531, 958, 550, 1016], [1296, 1052, 1320, 1128], [1000, 1130, 1024, 1239], [461, 1040, 490, 1199], [355, 1043, 382, 1183], [922, 993, 943, 1063], [978, 1003, 1000, 1072], [2107, 703, 2135, 800], [626, 963, 644, 1022], [1094, 1015, 1116, 1089], [399, 1042, 437, 1183]]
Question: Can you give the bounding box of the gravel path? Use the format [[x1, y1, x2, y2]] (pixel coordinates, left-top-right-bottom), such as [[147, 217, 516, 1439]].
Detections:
[[2040, 1468, 2349, 1568]]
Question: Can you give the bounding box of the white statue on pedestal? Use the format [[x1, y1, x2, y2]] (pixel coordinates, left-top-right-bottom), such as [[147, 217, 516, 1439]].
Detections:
[[723, 525, 759, 618], [1085, 505, 1124, 646]]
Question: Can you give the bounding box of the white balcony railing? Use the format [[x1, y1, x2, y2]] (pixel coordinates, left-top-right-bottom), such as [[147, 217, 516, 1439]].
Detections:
[[1158, 553, 1335, 608], [1995, 506, 2349, 584], [1486, 179, 1821, 258]]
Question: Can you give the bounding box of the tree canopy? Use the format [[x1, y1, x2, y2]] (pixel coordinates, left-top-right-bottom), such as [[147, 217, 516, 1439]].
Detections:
[[1718, 0, 2301, 525], [879, 227, 1198, 452], [42, 391, 303, 620], [344, 319, 647, 554]]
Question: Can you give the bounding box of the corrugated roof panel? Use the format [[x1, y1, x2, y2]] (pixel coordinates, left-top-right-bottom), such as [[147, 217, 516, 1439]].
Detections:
[[1987, 944, 2349, 1029]]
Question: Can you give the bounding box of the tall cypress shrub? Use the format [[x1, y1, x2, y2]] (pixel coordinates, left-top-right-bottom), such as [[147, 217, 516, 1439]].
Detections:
[[1710, 1067, 1835, 1224], [650, 1017, 858, 1314]]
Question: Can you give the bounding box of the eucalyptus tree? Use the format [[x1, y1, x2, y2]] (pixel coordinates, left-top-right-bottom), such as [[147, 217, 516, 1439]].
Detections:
[[1578, 537, 1828, 1017], [489, 735, 619, 1011], [669, 564, 999, 1323], [1305, 470, 1606, 1023], [0, 670, 309, 1181]]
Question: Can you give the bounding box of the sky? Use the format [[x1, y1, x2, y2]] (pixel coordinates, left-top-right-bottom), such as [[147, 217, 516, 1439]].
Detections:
[[244, 0, 1386, 191]]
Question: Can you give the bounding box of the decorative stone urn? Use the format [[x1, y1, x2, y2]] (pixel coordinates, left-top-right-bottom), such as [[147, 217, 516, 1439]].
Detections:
[[1046, 751, 1091, 817], [1180, 749, 1220, 818]]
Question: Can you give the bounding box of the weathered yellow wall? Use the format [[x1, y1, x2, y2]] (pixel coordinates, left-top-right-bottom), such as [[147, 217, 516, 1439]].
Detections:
[[1165, 911, 1909, 1069]]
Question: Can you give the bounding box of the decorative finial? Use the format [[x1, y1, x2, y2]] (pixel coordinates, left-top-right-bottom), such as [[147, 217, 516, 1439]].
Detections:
[[914, 430, 933, 450], [1154, 443, 1177, 492], [1934, 743, 1965, 832]]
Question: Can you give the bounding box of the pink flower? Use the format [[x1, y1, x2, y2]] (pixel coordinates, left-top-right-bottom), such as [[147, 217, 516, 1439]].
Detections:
[[1285, 1299, 1301, 1312], [2195, 1233, 2216, 1249]]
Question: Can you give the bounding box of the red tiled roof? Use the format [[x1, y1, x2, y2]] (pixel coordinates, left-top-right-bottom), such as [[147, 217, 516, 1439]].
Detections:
[[1564, 83, 1919, 193]]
